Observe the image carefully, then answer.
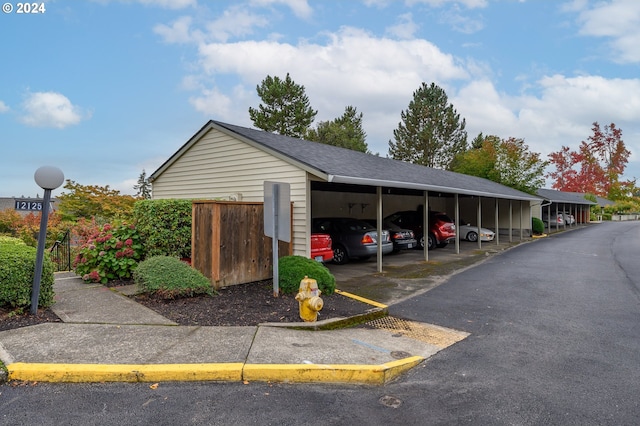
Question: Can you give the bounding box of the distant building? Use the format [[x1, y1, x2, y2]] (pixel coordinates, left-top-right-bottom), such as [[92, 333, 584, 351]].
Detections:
[[0, 196, 58, 216]]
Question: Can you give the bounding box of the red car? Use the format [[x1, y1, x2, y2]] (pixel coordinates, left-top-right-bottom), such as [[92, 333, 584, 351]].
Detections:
[[385, 210, 456, 250], [311, 233, 334, 262]]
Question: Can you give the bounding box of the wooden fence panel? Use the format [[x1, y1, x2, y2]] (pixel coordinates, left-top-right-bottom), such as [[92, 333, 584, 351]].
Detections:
[[192, 201, 292, 289]]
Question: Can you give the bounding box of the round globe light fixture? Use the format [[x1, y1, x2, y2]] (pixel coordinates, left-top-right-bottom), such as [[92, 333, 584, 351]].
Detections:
[[34, 166, 65, 190]]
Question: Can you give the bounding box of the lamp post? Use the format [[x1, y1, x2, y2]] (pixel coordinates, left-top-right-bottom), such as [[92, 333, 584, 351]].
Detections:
[[31, 166, 64, 315]]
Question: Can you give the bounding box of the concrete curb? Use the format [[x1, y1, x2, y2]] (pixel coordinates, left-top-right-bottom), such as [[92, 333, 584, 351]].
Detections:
[[6, 356, 425, 385], [7, 362, 244, 383], [242, 356, 425, 385]]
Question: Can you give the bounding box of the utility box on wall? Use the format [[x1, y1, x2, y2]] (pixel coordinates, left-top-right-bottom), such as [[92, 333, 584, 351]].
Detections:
[[192, 200, 292, 289]]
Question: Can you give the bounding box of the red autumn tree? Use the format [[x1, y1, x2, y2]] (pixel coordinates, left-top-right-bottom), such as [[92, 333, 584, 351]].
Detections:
[[547, 122, 634, 199]]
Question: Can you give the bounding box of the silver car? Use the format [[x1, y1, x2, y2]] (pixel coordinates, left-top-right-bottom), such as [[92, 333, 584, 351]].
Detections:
[[311, 218, 394, 265], [459, 221, 496, 242]]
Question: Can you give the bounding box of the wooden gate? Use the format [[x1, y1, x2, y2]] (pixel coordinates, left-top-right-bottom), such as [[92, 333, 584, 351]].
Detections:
[[192, 201, 292, 289]]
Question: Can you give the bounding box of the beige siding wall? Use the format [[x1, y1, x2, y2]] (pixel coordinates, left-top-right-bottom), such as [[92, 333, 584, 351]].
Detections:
[[152, 128, 309, 256]]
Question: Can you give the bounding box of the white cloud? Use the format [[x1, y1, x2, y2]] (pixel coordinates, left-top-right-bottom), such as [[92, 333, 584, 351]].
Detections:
[[406, 0, 488, 9], [196, 26, 468, 85], [154, 16, 198, 44], [137, 0, 196, 8], [385, 13, 419, 39], [91, 0, 196, 9], [189, 87, 233, 118], [155, 6, 270, 44], [440, 6, 484, 34], [0, 101, 9, 113], [20, 92, 88, 129], [575, 0, 640, 63], [205, 6, 270, 42], [249, 0, 313, 19]]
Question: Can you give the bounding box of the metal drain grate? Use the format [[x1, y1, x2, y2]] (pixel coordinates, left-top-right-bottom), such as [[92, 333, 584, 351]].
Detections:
[[366, 316, 469, 349]]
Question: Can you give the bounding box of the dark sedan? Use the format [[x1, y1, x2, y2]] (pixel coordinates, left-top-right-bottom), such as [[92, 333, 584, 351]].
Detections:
[[311, 217, 394, 265], [364, 219, 417, 252]]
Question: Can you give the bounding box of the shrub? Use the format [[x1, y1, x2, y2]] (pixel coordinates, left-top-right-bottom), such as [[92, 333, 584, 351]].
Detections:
[[278, 255, 336, 295], [133, 255, 213, 299], [0, 209, 23, 237], [0, 236, 26, 246], [73, 222, 143, 283], [0, 243, 55, 309], [532, 217, 544, 235], [0, 209, 65, 248], [133, 199, 192, 259]]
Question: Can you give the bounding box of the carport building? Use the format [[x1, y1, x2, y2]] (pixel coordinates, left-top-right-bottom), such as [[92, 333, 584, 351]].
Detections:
[[149, 120, 542, 270], [535, 189, 597, 232]]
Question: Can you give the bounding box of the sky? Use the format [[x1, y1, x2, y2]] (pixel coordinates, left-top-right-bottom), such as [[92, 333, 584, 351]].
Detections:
[[2, 0, 640, 198]]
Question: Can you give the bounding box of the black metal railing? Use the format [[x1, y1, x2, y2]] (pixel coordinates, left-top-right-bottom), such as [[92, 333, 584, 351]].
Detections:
[[50, 230, 71, 272]]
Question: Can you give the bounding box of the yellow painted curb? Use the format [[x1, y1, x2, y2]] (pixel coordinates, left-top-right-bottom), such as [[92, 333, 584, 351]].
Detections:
[[335, 289, 388, 309], [242, 356, 425, 385], [8, 362, 244, 383], [7, 358, 425, 385]]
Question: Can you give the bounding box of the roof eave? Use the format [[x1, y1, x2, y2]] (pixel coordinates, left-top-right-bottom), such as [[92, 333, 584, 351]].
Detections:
[[328, 175, 542, 202]]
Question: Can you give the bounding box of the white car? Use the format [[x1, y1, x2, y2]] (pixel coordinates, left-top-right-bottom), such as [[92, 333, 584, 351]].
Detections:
[[459, 222, 495, 242], [543, 213, 565, 227], [561, 212, 575, 225]]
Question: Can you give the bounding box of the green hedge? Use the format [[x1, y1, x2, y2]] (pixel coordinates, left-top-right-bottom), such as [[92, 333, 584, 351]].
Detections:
[[0, 243, 54, 309], [278, 255, 336, 295], [133, 199, 192, 259], [532, 217, 545, 235], [133, 255, 213, 299]]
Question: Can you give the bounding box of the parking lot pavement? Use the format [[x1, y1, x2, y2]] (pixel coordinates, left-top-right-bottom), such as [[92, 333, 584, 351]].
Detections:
[[326, 239, 525, 305]]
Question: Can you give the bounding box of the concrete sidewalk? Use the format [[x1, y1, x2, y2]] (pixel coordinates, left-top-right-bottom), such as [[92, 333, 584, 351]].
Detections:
[[0, 273, 469, 385]]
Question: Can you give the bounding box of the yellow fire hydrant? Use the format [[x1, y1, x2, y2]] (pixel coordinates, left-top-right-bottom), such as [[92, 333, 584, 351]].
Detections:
[[295, 276, 323, 322]]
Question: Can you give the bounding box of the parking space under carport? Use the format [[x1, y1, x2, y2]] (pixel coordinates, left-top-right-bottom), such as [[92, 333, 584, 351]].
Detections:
[[326, 238, 522, 305], [310, 180, 540, 273]]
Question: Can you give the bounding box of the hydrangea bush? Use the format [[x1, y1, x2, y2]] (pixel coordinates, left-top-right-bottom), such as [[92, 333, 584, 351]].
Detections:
[[73, 222, 143, 283]]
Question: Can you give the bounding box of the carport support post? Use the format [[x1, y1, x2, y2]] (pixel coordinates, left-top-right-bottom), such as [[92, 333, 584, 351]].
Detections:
[[520, 201, 524, 240], [495, 198, 499, 245], [476, 197, 482, 249], [455, 194, 460, 254], [377, 186, 383, 273], [424, 191, 429, 261], [509, 200, 513, 243]]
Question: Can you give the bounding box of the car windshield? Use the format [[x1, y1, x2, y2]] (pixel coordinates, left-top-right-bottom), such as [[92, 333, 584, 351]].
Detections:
[[345, 220, 374, 231]]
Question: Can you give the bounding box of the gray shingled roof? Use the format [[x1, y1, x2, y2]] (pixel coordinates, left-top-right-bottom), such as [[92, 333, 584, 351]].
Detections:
[[151, 120, 542, 202], [215, 121, 541, 201], [536, 188, 597, 205]]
